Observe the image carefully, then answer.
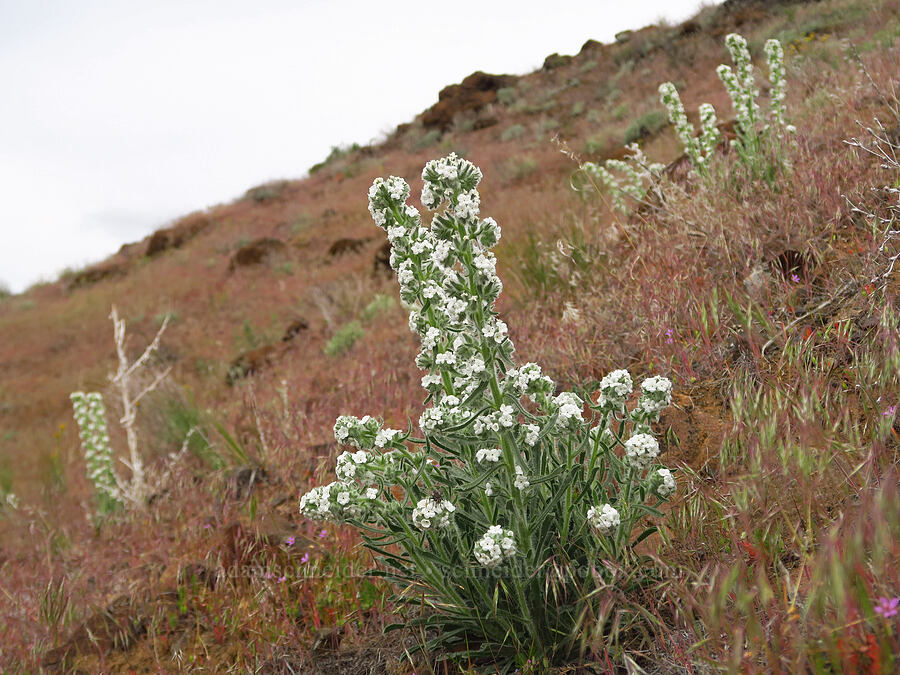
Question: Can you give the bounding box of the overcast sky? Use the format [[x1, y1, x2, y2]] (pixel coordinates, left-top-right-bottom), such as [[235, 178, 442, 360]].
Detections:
[[0, 0, 709, 293]]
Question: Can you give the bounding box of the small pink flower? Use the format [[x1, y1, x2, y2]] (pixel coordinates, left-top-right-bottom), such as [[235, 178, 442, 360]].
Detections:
[[318, 529, 327, 539], [791, 273, 800, 283], [874, 596, 899, 619], [883, 405, 897, 417], [300, 553, 310, 564], [278, 576, 286, 583], [285, 536, 295, 547]]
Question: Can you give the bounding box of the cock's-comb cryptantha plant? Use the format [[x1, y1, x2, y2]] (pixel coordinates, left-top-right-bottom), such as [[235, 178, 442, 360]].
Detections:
[[70, 391, 121, 513], [659, 33, 792, 177], [581, 143, 664, 213], [298, 153, 676, 667]]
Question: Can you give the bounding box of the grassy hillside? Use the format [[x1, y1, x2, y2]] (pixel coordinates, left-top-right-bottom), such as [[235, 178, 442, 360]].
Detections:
[[1, 0, 899, 671]]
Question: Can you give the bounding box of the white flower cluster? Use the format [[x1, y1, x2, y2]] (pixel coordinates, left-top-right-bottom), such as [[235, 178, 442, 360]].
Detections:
[[473, 525, 517, 567], [504, 362, 555, 402], [70, 392, 119, 504], [652, 468, 677, 498], [718, 32, 760, 136], [552, 391, 584, 429], [299, 481, 380, 521], [764, 38, 792, 134], [472, 404, 517, 436], [334, 415, 403, 450], [624, 433, 660, 470], [658, 83, 721, 172], [698, 103, 721, 157], [513, 465, 530, 491], [476, 447, 501, 463], [367, 153, 517, 437], [412, 497, 456, 530], [582, 144, 664, 212], [587, 504, 620, 534], [638, 375, 673, 420], [658, 82, 704, 168], [335, 450, 372, 481], [596, 369, 633, 414]]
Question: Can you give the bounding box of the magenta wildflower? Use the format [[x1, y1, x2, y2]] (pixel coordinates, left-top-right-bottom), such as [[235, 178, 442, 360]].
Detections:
[[874, 596, 899, 619], [318, 529, 327, 539], [300, 553, 310, 564], [665, 328, 674, 345], [791, 273, 800, 283], [883, 405, 897, 417], [285, 535, 295, 547]]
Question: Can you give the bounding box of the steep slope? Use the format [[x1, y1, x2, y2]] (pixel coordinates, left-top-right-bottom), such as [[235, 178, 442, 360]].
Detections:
[[1, 0, 899, 670]]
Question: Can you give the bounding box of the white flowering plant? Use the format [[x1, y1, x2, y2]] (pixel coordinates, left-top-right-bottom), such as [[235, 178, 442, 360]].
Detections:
[[580, 143, 665, 213], [298, 153, 677, 668], [70, 391, 122, 514], [659, 33, 793, 181]]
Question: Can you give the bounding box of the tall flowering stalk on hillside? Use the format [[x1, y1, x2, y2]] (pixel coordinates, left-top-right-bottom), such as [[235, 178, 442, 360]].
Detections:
[[298, 153, 676, 667], [658, 82, 708, 170], [70, 392, 121, 514], [581, 143, 665, 213], [659, 33, 792, 181], [717, 32, 794, 179]]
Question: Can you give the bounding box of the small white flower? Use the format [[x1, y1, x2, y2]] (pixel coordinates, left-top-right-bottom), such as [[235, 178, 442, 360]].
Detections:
[[412, 497, 455, 530], [365, 487, 378, 500], [523, 424, 540, 447], [624, 433, 660, 470], [476, 447, 501, 463], [474, 525, 516, 567], [655, 468, 676, 498], [587, 503, 620, 534], [513, 465, 530, 491]]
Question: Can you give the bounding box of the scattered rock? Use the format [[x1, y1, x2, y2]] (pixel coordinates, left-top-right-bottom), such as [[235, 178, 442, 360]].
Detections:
[[67, 261, 129, 290], [327, 237, 370, 258], [373, 241, 392, 276], [146, 211, 211, 257], [678, 19, 701, 36], [228, 238, 288, 272], [311, 626, 346, 654], [579, 38, 603, 54], [421, 71, 513, 131], [542, 53, 573, 70], [282, 319, 309, 342], [225, 465, 268, 500], [226, 344, 278, 385], [244, 180, 290, 203]]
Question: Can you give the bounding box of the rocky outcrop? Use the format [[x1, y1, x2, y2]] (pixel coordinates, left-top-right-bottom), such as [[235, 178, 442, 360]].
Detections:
[[421, 71, 513, 131]]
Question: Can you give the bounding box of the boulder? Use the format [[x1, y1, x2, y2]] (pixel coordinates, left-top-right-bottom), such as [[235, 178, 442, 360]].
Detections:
[[228, 238, 288, 271], [421, 71, 513, 131]]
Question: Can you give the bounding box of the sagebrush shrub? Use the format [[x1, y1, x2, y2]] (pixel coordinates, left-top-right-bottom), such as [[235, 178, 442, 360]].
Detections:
[[298, 153, 676, 668]]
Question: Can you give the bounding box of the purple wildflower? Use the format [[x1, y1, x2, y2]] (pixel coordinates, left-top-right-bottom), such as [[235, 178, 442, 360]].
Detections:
[[300, 553, 310, 564], [791, 273, 800, 283], [285, 536, 295, 547], [874, 596, 899, 619], [318, 529, 327, 539]]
